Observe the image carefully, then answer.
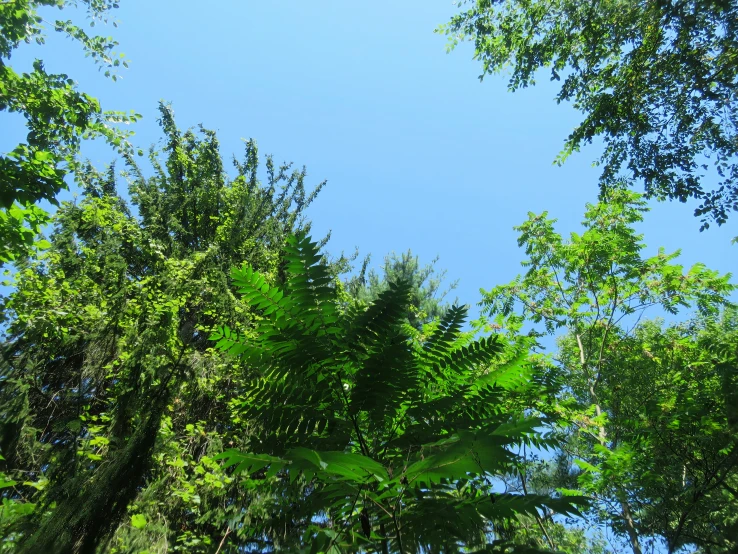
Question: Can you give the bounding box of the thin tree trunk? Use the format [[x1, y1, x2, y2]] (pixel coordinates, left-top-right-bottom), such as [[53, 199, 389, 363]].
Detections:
[[379, 523, 390, 554], [577, 333, 642, 554], [620, 499, 643, 554]]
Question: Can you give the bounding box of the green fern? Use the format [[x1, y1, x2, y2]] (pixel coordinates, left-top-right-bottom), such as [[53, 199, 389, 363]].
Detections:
[[213, 233, 586, 552]]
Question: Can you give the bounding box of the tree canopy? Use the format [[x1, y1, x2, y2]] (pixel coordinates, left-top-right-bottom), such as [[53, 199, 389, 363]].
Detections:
[[441, 0, 738, 228], [0, 0, 138, 264], [0, 104, 323, 553], [1, 2, 736, 553], [481, 190, 736, 552]]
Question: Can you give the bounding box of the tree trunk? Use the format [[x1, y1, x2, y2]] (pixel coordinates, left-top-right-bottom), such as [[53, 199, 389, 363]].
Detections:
[[379, 523, 390, 554], [577, 334, 642, 554], [18, 391, 171, 554], [620, 499, 643, 554]]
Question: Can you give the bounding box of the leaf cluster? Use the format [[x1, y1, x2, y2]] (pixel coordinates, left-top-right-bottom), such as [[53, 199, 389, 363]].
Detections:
[[1, 0, 139, 263], [213, 232, 587, 553], [480, 190, 736, 552], [441, 0, 738, 228], [0, 107, 324, 553]]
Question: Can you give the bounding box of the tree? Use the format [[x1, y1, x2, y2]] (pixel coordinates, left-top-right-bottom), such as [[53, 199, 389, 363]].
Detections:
[[480, 189, 736, 552], [212, 232, 587, 553], [440, 0, 738, 228], [0, 0, 138, 264], [581, 312, 738, 553], [344, 250, 458, 330], [0, 103, 323, 553]]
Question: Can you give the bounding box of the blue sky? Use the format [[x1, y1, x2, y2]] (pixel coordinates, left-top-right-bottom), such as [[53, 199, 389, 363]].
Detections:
[[4, 0, 736, 318]]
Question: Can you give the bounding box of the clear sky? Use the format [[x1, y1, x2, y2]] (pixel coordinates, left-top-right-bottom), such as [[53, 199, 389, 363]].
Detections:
[[4, 0, 736, 318]]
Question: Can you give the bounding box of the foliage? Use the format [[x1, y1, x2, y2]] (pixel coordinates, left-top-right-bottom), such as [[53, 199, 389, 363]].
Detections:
[[481, 189, 736, 552], [559, 312, 738, 554], [441, 0, 738, 228], [0, 103, 323, 553], [505, 517, 610, 554], [0, 0, 139, 264], [212, 232, 587, 553], [344, 249, 458, 330], [482, 190, 733, 337], [492, 451, 613, 553], [2, 2, 735, 551]]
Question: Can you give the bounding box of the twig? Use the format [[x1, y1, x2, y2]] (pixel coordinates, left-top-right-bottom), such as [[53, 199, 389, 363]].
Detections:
[[519, 445, 556, 551], [214, 526, 231, 554]]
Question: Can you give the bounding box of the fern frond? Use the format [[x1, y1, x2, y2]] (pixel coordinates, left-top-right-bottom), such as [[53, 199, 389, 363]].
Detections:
[[209, 324, 251, 356], [400, 431, 516, 487], [472, 353, 534, 392], [443, 335, 504, 375], [287, 448, 390, 484], [420, 304, 467, 367], [345, 279, 412, 349], [213, 450, 286, 476], [283, 231, 338, 331], [477, 492, 588, 520], [231, 263, 296, 328], [351, 334, 419, 426], [400, 496, 488, 552]]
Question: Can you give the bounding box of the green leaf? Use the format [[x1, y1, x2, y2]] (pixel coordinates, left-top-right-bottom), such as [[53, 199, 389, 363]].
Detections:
[[213, 450, 285, 475], [0, 478, 17, 489], [131, 514, 147, 529]]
